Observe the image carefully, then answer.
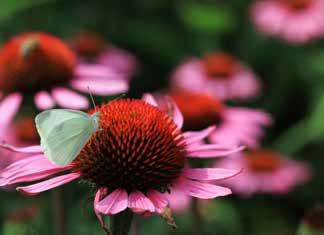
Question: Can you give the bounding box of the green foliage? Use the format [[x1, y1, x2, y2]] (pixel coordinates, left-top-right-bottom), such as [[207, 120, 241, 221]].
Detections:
[[0, 0, 54, 23], [179, 3, 236, 34], [297, 224, 324, 235]]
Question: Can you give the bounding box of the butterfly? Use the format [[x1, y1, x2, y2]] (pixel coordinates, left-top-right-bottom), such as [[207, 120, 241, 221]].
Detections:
[[35, 109, 100, 166]]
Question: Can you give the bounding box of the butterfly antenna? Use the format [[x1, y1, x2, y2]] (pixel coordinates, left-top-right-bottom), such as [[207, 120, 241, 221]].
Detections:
[[114, 93, 126, 100], [87, 86, 97, 112]]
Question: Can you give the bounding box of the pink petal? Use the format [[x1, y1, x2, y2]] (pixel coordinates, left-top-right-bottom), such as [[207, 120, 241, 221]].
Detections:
[[0, 155, 46, 176], [17, 172, 81, 196], [128, 191, 155, 214], [183, 126, 216, 145], [71, 78, 128, 96], [95, 189, 128, 215], [183, 168, 242, 181], [142, 93, 158, 107], [0, 143, 43, 153], [51, 87, 89, 109], [1, 167, 67, 186], [34, 91, 55, 110], [169, 99, 184, 129], [75, 64, 119, 78], [179, 179, 232, 199], [0, 93, 22, 126], [166, 187, 191, 213], [147, 190, 168, 214], [94, 188, 109, 231], [186, 145, 245, 158]]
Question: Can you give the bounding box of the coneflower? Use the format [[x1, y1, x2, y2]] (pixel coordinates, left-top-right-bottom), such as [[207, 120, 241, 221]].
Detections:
[[168, 91, 272, 147], [170, 52, 261, 101], [0, 32, 128, 111], [250, 0, 324, 44], [72, 31, 137, 79], [0, 95, 243, 234], [215, 149, 311, 196]]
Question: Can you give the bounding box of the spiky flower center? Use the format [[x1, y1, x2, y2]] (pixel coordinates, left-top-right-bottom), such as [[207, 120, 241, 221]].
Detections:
[[203, 53, 236, 78], [281, 0, 312, 10], [170, 91, 224, 131], [245, 149, 281, 172], [73, 32, 107, 59], [73, 99, 186, 193], [14, 118, 39, 142], [0, 32, 76, 93]]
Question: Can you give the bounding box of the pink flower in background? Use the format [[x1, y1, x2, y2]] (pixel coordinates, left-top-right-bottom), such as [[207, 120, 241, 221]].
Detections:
[[170, 52, 261, 101], [72, 31, 137, 80], [168, 91, 272, 148], [0, 96, 242, 231], [250, 0, 324, 44], [0, 94, 21, 169], [215, 149, 311, 196], [0, 32, 129, 112]]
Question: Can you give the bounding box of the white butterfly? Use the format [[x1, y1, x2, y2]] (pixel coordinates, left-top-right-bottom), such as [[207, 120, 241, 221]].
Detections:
[[35, 109, 100, 166]]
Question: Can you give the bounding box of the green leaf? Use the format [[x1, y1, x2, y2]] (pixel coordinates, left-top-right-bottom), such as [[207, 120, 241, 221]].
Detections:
[[273, 119, 311, 155], [308, 50, 324, 77], [0, 0, 54, 23], [179, 3, 235, 34], [297, 224, 324, 235]]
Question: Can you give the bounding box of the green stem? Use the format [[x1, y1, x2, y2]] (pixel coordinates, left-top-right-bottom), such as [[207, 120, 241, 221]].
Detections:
[[191, 198, 203, 235], [111, 210, 133, 235], [52, 188, 66, 235]]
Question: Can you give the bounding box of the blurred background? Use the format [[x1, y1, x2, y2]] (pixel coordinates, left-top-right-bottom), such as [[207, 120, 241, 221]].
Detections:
[[0, 0, 323, 235]]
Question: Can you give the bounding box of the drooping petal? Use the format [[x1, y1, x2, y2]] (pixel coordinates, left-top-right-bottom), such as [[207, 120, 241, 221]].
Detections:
[[94, 188, 109, 232], [147, 190, 168, 214], [0, 93, 22, 130], [183, 126, 216, 145], [1, 167, 67, 186], [51, 87, 89, 109], [0, 155, 46, 176], [186, 145, 244, 158], [0, 143, 43, 153], [178, 178, 232, 199], [71, 78, 128, 96], [95, 189, 128, 215], [17, 172, 81, 196], [34, 91, 55, 110], [183, 168, 242, 181], [128, 191, 155, 214]]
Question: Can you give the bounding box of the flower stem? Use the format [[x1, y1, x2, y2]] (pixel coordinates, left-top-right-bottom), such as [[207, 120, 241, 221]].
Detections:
[[52, 188, 66, 235], [191, 198, 203, 235], [111, 210, 133, 235]]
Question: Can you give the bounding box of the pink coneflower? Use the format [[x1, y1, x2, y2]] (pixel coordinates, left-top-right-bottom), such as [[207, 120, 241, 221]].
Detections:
[[170, 52, 261, 101], [168, 91, 272, 147], [250, 0, 324, 44], [72, 31, 137, 79], [0, 97, 243, 231], [215, 149, 311, 196], [0, 32, 128, 111]]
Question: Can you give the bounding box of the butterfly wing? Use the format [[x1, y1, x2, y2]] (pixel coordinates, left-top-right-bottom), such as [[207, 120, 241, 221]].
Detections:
[[35, 109, 99, 166]]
